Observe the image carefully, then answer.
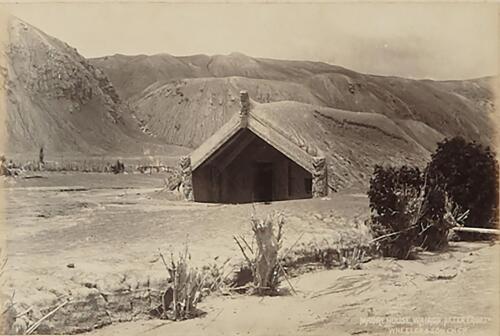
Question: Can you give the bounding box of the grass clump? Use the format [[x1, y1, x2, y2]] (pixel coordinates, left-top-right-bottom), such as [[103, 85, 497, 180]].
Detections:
[[283, 227, 375, 272], [233, 211, 288, 295], [153, 247, 229, 321]]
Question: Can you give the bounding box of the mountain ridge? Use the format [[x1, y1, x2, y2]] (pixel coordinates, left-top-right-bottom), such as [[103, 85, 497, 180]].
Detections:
[[90, 52, 493, 149], [3, 16, 495, 189]]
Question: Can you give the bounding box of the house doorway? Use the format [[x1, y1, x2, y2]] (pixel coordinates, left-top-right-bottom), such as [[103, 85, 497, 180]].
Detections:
[[254, 162, 273, 202]]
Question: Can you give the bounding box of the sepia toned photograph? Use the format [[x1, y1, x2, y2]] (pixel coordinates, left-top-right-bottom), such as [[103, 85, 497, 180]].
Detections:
[[0, 1, 498, 335]]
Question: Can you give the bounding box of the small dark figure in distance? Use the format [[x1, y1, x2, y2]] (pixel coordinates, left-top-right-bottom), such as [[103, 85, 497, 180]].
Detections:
[[111, 160, 125, 174], [39, 147, 44, 164]]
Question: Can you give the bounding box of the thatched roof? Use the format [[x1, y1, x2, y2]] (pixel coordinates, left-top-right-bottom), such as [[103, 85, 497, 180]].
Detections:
[[190, 94, 320, 173]]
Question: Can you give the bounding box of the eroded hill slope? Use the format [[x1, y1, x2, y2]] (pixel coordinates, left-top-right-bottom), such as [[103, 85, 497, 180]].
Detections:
[[250, 100, 432, 190], [92, 53, 494, 151], [2, 17, 181, 157]]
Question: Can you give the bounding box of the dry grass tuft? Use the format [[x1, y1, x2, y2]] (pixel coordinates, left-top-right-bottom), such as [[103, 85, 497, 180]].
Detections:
[[234, 211, 289, 295], [285, 229, 375, 271], [154, 246, 230, 321], [156, 247, 205, 321]]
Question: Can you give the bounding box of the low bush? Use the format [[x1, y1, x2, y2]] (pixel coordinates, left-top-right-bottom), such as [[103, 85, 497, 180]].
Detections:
[[367, 165, 469, 258], [110, 160, 125, 174], [151, 247, 230, 321], [286, 238, 374, 271], [367, 137, 495, 258], [0, 155, 11, 176], [162, 251, 205, 320], [367, 165, 424, 259], [233, 211, 285, 295]]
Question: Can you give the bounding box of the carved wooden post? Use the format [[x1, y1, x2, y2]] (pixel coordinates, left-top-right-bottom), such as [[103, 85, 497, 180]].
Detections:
[[180, 156, 194, 201], [239, 90, 250, 127], [312, 156, 327, 198]]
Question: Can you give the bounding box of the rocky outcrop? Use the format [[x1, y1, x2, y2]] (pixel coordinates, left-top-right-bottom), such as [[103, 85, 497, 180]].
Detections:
[[7, 20, 122, 122]]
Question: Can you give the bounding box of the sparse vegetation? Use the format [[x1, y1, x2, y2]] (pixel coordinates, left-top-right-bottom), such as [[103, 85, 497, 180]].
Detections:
[[110, 160, 125, 174], [367, 165, 424, 258], [153, 247, 230, 321], [0, 248, 14, 335], [1, 158, 179, 175], [367, 137, 494, 258], [154, 248, 206, 321], [0, 155, 11, 176], [232, 212, 375, 294], [367, 167, 469, 258], [233, 211, 286, 295], [283, 235, 374, 271]]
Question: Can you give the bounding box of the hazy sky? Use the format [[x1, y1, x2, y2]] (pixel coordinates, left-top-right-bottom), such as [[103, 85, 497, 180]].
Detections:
[[1, 2, 498, 80]]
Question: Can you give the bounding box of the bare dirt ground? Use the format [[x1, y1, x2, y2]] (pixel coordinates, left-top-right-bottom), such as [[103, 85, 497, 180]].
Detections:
[[3, 172, 368, 273], [88, 241, 499, 336], [1, 172, 370, 333], [1, 172, 498, 335]]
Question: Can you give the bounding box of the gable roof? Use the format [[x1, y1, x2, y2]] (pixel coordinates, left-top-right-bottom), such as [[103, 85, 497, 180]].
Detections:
[[190, 95, 320, 173]]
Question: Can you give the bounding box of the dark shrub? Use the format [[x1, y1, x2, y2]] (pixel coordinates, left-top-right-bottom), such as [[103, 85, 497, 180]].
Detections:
[[111, 159, 125, 174], [426, 137, 499, 230], [367, 165, 424, 258], [368, 137, 498, 256], [418, 184, 452, 250]]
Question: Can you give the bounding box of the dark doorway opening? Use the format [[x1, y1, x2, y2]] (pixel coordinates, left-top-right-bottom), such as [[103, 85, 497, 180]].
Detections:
[[254, 162, 273, 202], [304, 177, 313, 195]]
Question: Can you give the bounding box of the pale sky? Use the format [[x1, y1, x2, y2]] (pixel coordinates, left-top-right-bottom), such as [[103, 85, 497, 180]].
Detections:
[[1, 2, 498, 80]]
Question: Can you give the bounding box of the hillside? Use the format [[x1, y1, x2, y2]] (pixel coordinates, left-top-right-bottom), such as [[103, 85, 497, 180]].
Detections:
[[250, 100, 433, 190], [91, 53, 495, 151], [2, 17, 184, 158], [131, 77, 325, 147]]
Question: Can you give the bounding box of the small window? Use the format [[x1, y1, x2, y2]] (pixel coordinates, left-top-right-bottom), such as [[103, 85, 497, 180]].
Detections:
[[304, 178, 312, 194]]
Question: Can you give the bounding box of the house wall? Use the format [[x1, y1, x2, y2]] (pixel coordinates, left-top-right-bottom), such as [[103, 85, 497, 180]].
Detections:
[[192, 133, 312, 203], [288, 160, 313, 199], [192, 166, 217, 202]]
